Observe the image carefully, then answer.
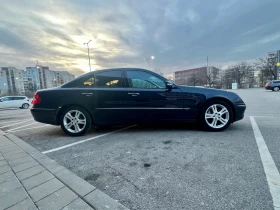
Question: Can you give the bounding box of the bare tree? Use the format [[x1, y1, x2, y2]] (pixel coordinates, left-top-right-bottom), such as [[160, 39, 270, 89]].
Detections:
[[226, 62, 251, 88], [254, 58, 277, 86], [187, 71, 201, 86], [202, 66, 220, 88]]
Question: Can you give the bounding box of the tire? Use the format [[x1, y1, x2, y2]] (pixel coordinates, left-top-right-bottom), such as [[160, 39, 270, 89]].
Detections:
[[22, 103, 29, 109], [199, 100, 233, 132], [273, 87, 280, 91], [60, 106, 92, 136]]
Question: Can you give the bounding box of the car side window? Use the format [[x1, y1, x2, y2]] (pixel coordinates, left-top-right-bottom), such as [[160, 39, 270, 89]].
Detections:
[[126, 71, 166, 89], [273, 81, 280, 83], [95, 71, 122, 88], [12, 97, 21, 100], [2, 97, 12, 101]]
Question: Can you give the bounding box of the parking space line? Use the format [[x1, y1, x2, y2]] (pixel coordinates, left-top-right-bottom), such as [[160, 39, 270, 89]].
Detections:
[[6, 122, 40, 132], [0, 119, 34, 129], [42, 125, 137, 154], [269, 95, 280, 100], [8, 125, 50, 132], [0, 119, 33, 125], [250, 116, 280, 209]]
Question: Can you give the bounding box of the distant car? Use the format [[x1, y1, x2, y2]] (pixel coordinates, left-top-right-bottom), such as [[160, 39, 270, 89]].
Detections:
[[31, 68, 246, 136], [265, 80, 280, 91], [0, 96, 31, 109]]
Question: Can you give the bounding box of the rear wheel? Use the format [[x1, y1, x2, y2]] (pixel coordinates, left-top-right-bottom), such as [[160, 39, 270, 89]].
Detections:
[[199, 100, 233, 132], [60, 106, 92, 136], [22, 103, 29, 109], [273, 87, 280, 91]]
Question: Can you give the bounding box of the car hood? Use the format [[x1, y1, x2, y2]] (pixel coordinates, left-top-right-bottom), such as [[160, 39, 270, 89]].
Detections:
[[177, 85, 243, 103]]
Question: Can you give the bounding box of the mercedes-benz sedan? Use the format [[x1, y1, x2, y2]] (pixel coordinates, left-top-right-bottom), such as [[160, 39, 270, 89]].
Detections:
[[31, 68, 246, 136]]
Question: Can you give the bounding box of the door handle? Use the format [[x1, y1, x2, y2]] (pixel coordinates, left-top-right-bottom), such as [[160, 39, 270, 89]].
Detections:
[[82, 93, 93, 96]]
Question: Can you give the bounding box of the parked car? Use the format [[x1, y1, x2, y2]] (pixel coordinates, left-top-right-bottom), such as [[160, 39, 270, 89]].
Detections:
[[31, 68, 246, 136], [0, 96, 31, 109], [265, 80, 280, 91]]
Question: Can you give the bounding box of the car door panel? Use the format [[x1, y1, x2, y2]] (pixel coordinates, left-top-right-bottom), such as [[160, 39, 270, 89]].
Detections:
[[124, 70, 185, 122], [79, 70, 129, 125]]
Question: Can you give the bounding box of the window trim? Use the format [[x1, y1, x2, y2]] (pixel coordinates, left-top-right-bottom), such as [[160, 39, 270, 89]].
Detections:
[[124, 69, 167, 89], [94, 70, 124, 88]]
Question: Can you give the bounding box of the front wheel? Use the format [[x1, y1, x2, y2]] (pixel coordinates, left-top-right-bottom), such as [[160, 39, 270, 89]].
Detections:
[[60, 106, 92, 136], [199, 100, 233, 132]]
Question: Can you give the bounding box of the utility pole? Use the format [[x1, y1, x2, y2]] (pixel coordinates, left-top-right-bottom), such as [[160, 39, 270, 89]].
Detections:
[[84, 40, 92, 72]]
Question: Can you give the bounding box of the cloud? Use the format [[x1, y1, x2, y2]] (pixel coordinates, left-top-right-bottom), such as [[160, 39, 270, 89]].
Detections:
[[0, 0, 280, 76]]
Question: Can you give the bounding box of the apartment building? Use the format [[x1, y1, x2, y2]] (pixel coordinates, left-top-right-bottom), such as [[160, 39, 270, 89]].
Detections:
[[0, 67, 25, 95]]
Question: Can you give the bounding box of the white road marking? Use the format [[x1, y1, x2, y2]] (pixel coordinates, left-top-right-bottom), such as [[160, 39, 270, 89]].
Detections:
[[0, 119, 34, 129], [6, 122, 40, 132], [42, 125, 137, 154], [0, 119, 33, 125], [8, 125, 50, 132], [269, 94, 280, 100], [250, 116, 280, 209]]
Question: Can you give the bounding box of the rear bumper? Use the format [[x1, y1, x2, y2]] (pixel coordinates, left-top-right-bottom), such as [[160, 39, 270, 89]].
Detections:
[[265, 86, 272, 90], [233, 103, 246, 122], [30, 108, 58, 125]]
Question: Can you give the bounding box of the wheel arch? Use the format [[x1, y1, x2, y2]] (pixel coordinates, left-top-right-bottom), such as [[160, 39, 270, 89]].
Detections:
[[197, 97, 235, 123], [56, 104, 94, 125]]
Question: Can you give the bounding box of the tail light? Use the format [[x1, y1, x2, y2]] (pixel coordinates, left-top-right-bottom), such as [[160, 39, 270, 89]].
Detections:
[[27, 99, 30, 102], [32, 93, 41, 105], [265, 83, 270, 87]]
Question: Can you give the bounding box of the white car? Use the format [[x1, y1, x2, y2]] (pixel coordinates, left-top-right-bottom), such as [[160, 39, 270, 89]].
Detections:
[[0, 96, 31, 109]]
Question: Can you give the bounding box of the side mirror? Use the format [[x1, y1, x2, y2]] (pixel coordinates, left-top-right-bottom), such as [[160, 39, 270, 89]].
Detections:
[[0, 100, 2, 102], [166, 82, 173, 90]]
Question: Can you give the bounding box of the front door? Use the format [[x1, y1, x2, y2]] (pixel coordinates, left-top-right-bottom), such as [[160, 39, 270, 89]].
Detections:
[[1, 97, 14, 108], [124, 70, 184, 123]]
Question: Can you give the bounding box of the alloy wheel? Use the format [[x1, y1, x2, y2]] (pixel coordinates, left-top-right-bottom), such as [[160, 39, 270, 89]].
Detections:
[[205, 104, 230, 129], [63, 110, 87, 133]]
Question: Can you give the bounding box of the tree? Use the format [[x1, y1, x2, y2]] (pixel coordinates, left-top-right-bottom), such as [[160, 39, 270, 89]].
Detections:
[[226, 62, 251, 88], [187, 70, 203, 86], [202, 66, 220, 88], [254, 58, 277, 86]]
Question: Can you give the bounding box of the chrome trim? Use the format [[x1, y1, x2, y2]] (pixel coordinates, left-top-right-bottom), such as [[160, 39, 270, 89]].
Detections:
[[237, 104, 246, 107], [82, 93, 93, 95], [96, 107, 190, 110], [128, 93, 139, 95], [31, 108, 56, 111]]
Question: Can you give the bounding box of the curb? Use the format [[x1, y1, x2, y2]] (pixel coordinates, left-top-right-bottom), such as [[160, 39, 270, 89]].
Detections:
[[3, 132, 129, 210]]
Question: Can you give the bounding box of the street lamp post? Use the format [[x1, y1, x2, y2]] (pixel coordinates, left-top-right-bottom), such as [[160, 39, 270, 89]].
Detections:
[[144, 56, 155, 70], [84, 40, 92, 72]]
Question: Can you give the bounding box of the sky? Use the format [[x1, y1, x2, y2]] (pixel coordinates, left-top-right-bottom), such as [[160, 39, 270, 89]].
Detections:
[[1, 0, 280, 77]]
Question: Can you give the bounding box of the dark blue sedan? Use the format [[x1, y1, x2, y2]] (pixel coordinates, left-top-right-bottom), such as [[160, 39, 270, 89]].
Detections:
[[31, 68, 246, 136]]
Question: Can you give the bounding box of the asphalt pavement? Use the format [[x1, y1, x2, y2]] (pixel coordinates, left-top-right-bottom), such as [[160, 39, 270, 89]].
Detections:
[[0, 88, 279, 210]]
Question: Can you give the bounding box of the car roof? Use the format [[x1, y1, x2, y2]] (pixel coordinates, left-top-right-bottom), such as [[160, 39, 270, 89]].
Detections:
[[84, 68, 150, 75]]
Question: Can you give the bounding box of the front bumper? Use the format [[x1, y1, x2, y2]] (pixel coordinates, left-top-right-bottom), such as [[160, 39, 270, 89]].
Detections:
[[31, 108, 58, 125], [233, 103, 246, 122]]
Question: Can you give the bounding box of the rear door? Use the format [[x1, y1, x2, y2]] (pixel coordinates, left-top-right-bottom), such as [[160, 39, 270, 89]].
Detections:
[[88, 70, 128, 124], [12, 97, 25, 108]]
